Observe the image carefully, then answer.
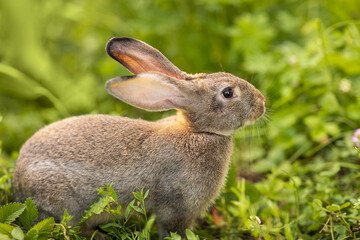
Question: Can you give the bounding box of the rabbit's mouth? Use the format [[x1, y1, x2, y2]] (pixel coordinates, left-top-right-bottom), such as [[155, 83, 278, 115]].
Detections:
[[245, 101, 266, 125]]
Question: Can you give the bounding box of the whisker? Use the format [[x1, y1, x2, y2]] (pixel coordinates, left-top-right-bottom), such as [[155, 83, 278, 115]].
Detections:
[[262, 117, 267, 124], [219, 63, 224, 72], [255, 113, 271, 139], [255, 120, 260, 139], [266, 114, 273, 122], [249, 73, 255, 83], [249, 123, 253, 169], [261, 115, 270, 123], [265, 108, 274, 114]]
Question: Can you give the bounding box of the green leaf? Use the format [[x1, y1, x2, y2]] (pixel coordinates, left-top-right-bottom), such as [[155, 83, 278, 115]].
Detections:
[[19, 198, 38, 230], [78, 196, 113, 225], [12, 227, 24, 240], [106, 183, 118, 203], [0, 174, 12, 186], [144, 190, 149, 199], [100, 222, 122, 230], [185, 229, 199, 240], [133, 192, 142, 201], [97, 186, 106, 196], [25, 229, 39, 240], [340, 202, 351, 209], [0, 233, 11, 240], [0, 64, 44, 100], [0, 64, 69, 116], [115, 205, 122, 215], [328, 204, 340, 212], [142, 214, 156, 234], [90, 230, 99, 240], [60, 209, 73, 224], [245, 182, 261, 203], [312, 199, 323, 211], [0, 202, 26, 224], [327, 53, 360, 75], [131, 205, 144, 215], [167, 232, 182, 240], [31, 217, 54, 239], [125, 200, 135, 220], [0, 222, 13, 237], [319, 92, 340, 113], [334, 225, 347, 234]]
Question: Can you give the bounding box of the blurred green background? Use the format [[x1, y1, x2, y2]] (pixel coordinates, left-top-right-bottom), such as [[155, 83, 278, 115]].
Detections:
[[1, 0, 360, 238]]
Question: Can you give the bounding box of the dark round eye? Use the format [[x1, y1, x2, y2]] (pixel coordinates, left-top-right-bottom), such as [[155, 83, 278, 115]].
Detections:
[[222, 87, 233, 98]]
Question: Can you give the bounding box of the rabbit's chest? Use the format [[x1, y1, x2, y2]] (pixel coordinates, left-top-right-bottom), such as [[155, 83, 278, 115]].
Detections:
[[161, 135, 233, 206]]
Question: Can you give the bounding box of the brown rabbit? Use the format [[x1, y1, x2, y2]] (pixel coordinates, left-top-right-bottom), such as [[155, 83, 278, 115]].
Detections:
[[13, 37, 266, 239]]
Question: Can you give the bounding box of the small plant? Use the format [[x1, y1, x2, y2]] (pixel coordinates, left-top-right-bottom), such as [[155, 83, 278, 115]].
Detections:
[[166, 229, 200, 240], [0, 198, 58, 240], [0, 184, 170, 240], [88, 184, 156, 240]]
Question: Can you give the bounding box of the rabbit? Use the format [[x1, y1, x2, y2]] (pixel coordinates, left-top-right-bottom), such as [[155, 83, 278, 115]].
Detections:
[[13, 37, 266, 239]]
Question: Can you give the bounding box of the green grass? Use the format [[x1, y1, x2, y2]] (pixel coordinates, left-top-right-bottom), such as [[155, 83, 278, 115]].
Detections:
[[1, 0, 360, 239]]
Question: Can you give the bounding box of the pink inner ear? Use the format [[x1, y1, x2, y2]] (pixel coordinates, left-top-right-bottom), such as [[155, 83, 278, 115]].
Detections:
[[114, 54, 147, 73], [112, 52, 183, 80]]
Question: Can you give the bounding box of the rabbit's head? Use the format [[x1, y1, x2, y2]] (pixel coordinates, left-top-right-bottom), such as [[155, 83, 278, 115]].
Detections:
[[106, 37, 265, 136]]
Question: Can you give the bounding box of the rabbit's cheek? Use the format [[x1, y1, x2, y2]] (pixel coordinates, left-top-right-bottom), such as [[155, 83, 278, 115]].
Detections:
[[209, 95, 224, 112]]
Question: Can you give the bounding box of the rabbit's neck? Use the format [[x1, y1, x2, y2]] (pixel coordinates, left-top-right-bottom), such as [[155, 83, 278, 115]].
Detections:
[[174, 110, 235, 137]]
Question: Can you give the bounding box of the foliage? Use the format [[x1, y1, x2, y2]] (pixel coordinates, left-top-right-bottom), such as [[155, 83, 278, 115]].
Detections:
[[0, 198, 55, 240], [1, 0, 360, 239], [0, 184, 162, 240], [0, 203, 25, 224], [96, 185, 157, 240]]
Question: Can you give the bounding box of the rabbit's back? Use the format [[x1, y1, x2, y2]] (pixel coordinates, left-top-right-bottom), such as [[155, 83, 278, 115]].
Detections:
[[16, 114, 153, 166]]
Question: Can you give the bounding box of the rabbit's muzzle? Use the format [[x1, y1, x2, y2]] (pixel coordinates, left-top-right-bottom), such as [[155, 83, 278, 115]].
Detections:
[[248, 91, 266, 123]]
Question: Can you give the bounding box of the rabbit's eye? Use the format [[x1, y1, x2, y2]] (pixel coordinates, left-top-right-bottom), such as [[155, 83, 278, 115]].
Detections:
[[222, 87, 233, 98]]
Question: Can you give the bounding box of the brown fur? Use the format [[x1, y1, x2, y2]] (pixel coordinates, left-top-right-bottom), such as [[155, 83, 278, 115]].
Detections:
[[13, 37, 265, 239]]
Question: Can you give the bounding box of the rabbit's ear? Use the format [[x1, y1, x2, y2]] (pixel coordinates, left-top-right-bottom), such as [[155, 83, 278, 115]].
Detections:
[[106, 37, 184, 79], [106, 73, 187, 111]]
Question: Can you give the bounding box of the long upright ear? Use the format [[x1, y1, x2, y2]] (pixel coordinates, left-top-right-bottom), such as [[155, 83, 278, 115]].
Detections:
[[106, 37, 185, 79], [106, 72, 188, 111]]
